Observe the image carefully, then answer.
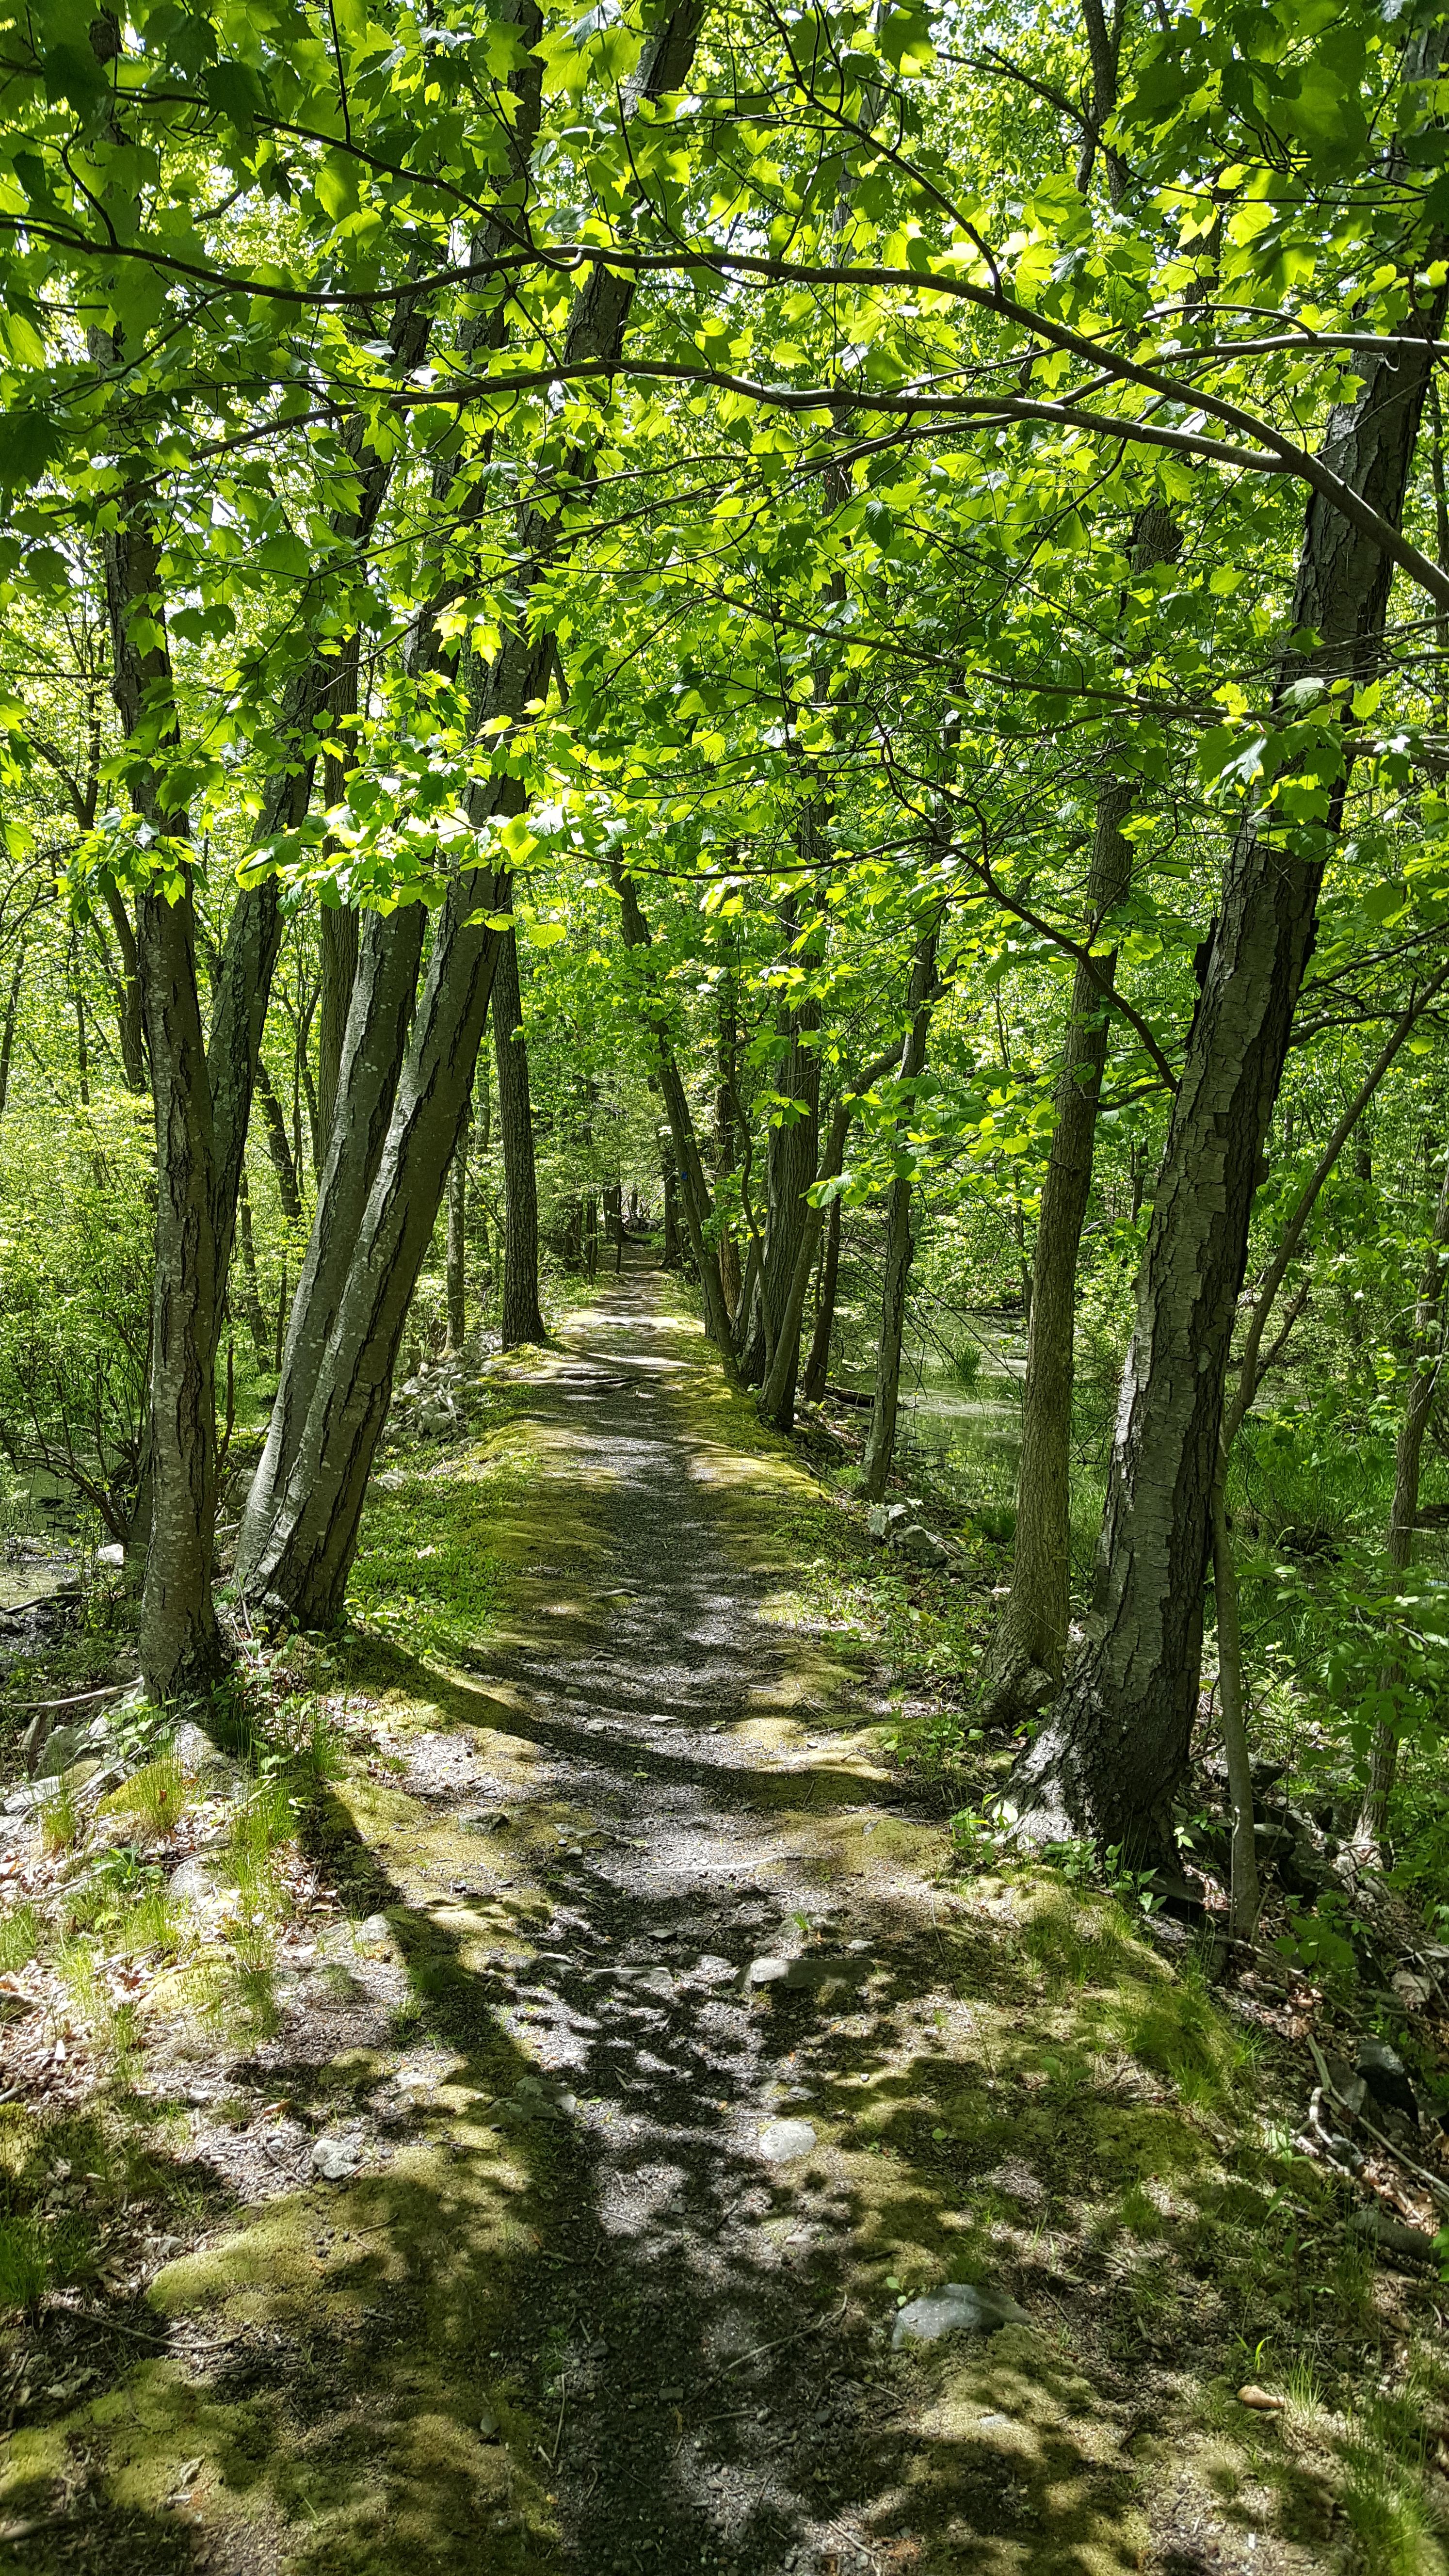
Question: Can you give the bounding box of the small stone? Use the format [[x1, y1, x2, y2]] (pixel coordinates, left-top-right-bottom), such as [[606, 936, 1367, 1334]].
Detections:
[[357, 1913, 395, 1954], [1237, 2385, 1285, 2413], [311, 2134, 362, 2181], [95, 1542, 125, 1570], [478, 2409, 501, 2441], [758, 2118, 818, 2163], [891, 2282, 1027, 2347], [748, 1957, 790, 1987]]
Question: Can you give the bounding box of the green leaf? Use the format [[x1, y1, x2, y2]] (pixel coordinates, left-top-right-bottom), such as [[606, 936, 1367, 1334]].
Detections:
[[0, 408, 64, 488]]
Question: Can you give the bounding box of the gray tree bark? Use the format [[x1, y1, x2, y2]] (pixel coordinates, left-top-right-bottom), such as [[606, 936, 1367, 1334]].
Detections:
[[447, 1096, 471, 1353], [611, 858, 734, 1350], [318, 906, 360, 1155], [0, 947, 24, 1122], [801, 1191, 841, 1403], [136, 880, 220, 1694], [100, 886, 146, 1090], [758, 1046, 898, 1434], [980, 505, 1179, 1723], [860, 924, 939, 1499], [235, 902, 427, 1584], [493, 914, 546, 1346], [1012, 258, 1449, 1862]]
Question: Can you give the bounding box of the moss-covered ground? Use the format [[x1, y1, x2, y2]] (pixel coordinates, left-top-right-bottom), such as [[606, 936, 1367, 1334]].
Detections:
[[0, 1264, 1444, 2575]]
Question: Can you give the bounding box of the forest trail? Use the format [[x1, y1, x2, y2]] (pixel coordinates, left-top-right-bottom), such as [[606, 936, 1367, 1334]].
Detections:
[[3, 1266, 1338, 2576]]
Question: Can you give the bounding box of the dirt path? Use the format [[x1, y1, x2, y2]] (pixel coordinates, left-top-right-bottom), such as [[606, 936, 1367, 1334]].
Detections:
[[1, 1267, 1372, 2575]]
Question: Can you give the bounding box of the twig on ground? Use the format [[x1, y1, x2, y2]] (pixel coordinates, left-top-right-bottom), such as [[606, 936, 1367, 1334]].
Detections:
[[714, 2290, 850, 2379]]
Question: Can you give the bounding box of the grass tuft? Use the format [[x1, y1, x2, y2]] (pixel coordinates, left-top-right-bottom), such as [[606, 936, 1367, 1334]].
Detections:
[[0, 1902, 40, 1974], [99, 1754, 186, 1842]]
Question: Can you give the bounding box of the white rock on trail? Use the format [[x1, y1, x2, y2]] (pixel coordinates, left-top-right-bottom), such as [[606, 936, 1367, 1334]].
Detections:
[[758, 2118, 818, 2163], [891, 2282, 1028, 2347], [311, 2134, 362, 2181]]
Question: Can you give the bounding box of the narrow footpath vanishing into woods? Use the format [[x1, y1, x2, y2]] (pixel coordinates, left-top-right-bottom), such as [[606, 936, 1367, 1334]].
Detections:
[[1, 1264, 1440, 2576]]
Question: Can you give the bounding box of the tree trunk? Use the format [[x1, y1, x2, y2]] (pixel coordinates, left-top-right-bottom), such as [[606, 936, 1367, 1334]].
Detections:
[[236, 1169, 269, 1359], [758, 1048, 896, 1434], [662, 1143, 680, 1269], [861, 926, 938, 1500], [253, 1056, 303, 1226], [980, 507, 1180, 1723], [1209, 1483, 1261, 1939], [234, 0, 704, 1624], [0, 946, 24, 1122], [101, 886, 146, 1089], [715, 956, 743, 1315], [492, 917, 546, 1346], [318, 906, 359, 1152], [611, 860, 733, 1349], [236, 902, 427, 1584], [746, 893, 822, 1398], [1012, 262, 1449, 1862], [69, 933, 90, 1108], [801, 1192, 841, 1403], [236, 856, 512, 1624], [1357, 1153, 1449, 1845], [447, 1097, 470, 1354], [135, 881, 220, 1696]]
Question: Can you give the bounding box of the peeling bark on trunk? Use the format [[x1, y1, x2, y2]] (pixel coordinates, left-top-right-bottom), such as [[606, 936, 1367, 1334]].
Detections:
[[861, 927, 938, 1500], [493, 916, 546, 1346], [1012, 261, 1449, 1862]]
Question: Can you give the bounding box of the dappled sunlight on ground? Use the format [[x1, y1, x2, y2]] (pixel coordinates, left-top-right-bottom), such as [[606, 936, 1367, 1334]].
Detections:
[[1, 1263, 1435, 2575]]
